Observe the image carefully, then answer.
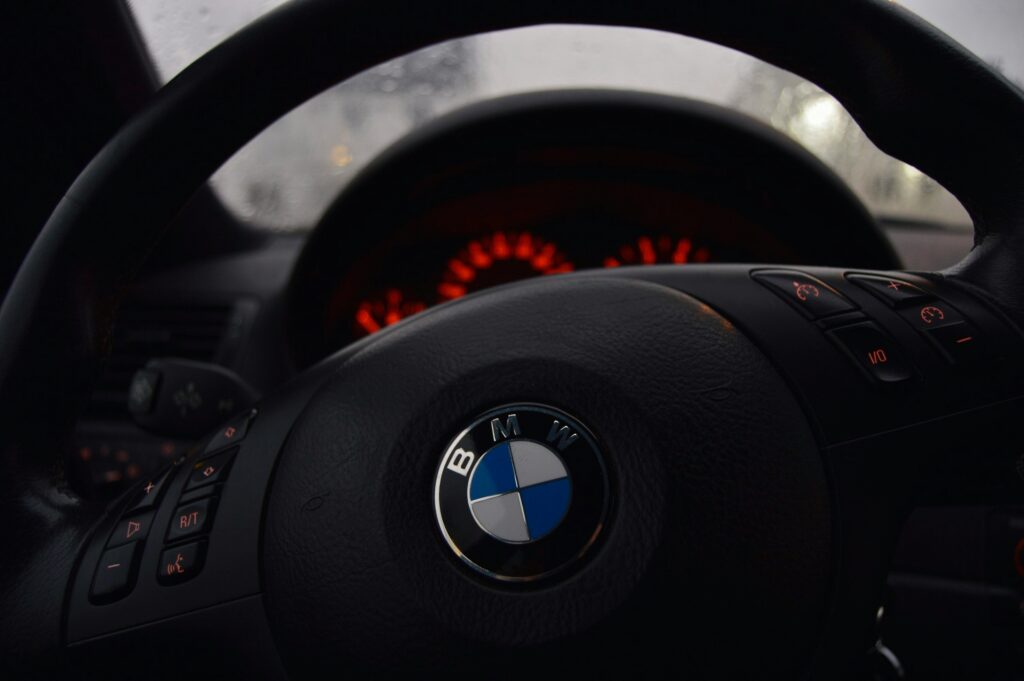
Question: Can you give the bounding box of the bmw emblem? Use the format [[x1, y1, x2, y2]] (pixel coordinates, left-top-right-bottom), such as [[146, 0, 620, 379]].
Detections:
[[433, 404, 609, 581]]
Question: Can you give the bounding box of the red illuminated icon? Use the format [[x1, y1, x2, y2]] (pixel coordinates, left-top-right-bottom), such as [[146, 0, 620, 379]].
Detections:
[[867, 348, 888, 365], [165, 553, 186, 576], [886, 280, 904, 291], [956, 336, 973, 344], [223, 425, 237, 439], [919, 305, 945, 324], [793, 282, 820, 302], [179, 511, 199, 530], [202, 465, 216, 478], [126, 520, 141, 539], [143, 481, 155, 495]]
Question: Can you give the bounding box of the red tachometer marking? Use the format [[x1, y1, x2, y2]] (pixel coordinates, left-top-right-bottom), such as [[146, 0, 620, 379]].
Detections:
[[492, 232, 511, 259], [438, 282, 467, 300], [515, 233, 534, 259], [531, 243, 557, 270], [468, 242, 491, 268], [638, 237, 657, 265], [355, 308, 381, 335], [448, 258, 475, 283], [606, 235, 712, 268], [672, 238, 692, 264]]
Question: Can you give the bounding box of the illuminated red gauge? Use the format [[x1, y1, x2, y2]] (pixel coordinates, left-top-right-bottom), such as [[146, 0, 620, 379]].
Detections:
[[603, 235, 711, 268], [438, 231, 574, 301], [354, 289, 427, 337]]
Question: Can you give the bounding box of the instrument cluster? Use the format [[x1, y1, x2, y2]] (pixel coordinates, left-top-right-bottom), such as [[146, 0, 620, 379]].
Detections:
[[315, 174, 800, 350]]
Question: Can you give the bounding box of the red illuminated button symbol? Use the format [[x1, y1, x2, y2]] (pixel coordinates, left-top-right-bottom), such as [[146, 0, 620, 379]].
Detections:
[[886, 280, 903, 291], [179, 511, 200, 530], [157, 542, 205, 585], [792, 281, 820, 302], [166, 499, 214, 542], [166, 553, 186, 576], [143, 481, 155, 495], [919, 305, 946, 325], [125, 520, 141, 539], [223, 425, 237, 439], [202, 465, 216, 478], [867, 348, 888, 366]]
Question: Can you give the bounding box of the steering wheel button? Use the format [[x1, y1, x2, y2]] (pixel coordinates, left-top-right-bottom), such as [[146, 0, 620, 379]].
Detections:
[[107, 511, 154, 548], [157, 541, 206, 586], [185, 449, 236, 491], [90, 543, 139, 603], [899, 301, 965, 331], [166, 498, 216, 543], [179, 482, 218, 504], [205, 409, 256, 454], [924, 322, 985, 365], [847, 274, 931, 307], [127, 466, 172, 513], [753, 270, 856, 319], [828, 322, 914, 383]]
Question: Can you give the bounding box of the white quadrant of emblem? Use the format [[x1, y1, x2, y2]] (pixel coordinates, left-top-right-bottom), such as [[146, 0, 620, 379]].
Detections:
[[467, 440, 571, 542]]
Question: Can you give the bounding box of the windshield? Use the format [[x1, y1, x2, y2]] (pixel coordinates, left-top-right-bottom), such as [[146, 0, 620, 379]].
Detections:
[[128, 1, 1024, 232]]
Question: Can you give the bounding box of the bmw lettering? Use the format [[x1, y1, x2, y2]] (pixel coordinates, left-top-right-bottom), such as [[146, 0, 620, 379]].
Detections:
[[433, 404, 609, 581]]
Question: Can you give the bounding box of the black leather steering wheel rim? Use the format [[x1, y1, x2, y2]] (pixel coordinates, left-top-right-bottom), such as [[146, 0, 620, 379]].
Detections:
[[3, 0, 1024, 675]]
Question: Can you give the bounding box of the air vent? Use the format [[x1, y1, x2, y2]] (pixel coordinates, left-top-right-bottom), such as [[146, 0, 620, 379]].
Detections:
[[86, 301, 241, 419]]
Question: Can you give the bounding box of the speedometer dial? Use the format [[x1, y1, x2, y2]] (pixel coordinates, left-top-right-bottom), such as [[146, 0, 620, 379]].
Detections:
[[438, 231, 573, 301]]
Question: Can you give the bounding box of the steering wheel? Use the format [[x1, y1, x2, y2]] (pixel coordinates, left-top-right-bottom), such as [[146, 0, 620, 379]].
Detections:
[[3, 0, 1023, 677]]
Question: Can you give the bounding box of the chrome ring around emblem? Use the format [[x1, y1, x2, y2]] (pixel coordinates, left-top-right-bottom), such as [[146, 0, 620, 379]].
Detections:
[[433, 404, 609, 582]]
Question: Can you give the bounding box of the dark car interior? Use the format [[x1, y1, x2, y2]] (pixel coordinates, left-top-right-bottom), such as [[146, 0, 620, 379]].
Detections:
[[1, 1, 1022, 678]]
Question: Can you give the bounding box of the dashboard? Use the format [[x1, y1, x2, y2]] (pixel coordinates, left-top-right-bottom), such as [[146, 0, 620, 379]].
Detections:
[[287, 91, 898, 364]]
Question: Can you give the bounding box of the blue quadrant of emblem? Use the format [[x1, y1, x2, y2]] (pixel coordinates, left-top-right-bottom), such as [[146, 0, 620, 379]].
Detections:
[[468, 442, 518, 500], [520, 477, 572, 540]]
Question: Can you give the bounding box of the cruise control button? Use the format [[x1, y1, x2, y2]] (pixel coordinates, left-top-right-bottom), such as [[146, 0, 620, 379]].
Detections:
[[107, 511, 154, 547], [753, 270, 856, 319], [90, 543, 139, 603], [158, 541, 207, 585], [828, 322, 914, 383], [205, 409, 256, 453], [847, 274, 931, 307], [925, 322, 985, 365], [166, 498, 216, 543], [185, 449, 236, 491], [900, 301, 965, 330]]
